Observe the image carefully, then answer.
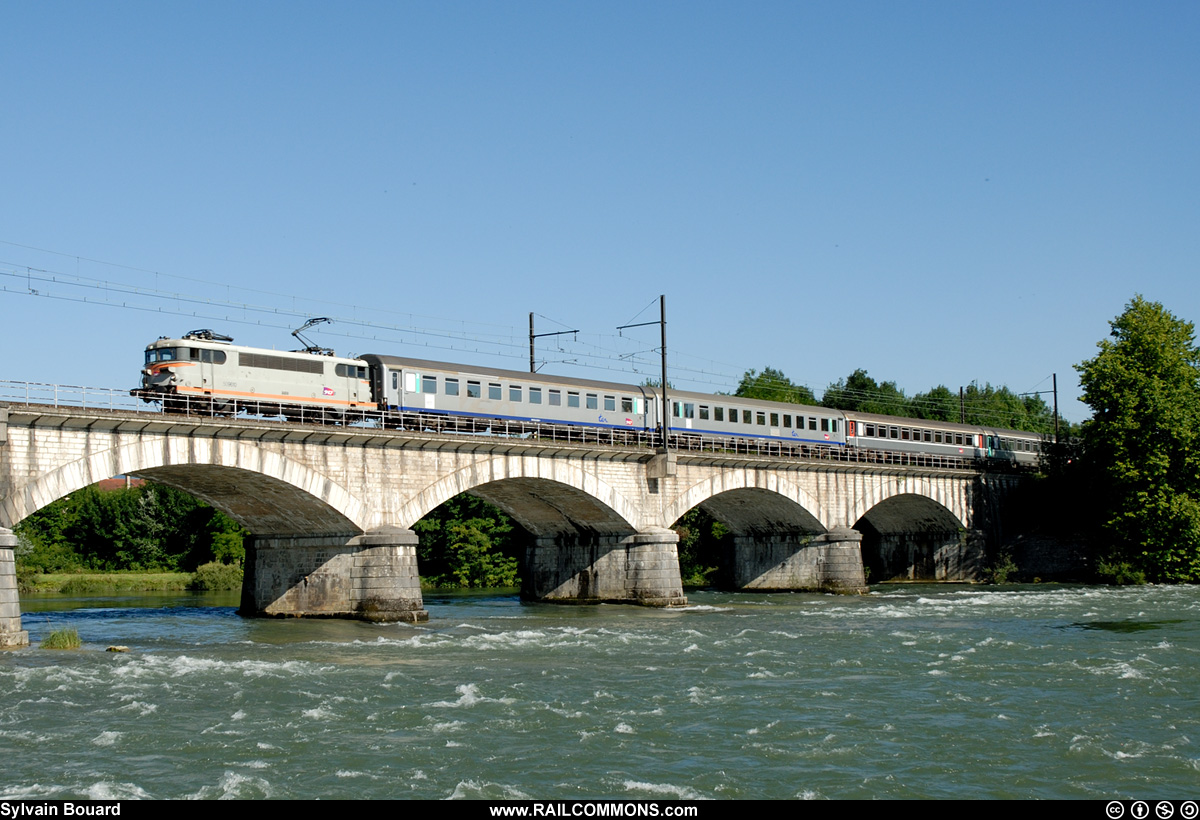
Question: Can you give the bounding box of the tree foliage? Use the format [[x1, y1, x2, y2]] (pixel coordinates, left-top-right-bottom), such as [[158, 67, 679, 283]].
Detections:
[[817, 369, 1056, 433], [1076, 296, 1200, 582], [412, 494, 522, 588], [822, 369, 908, 416], [671, 507, 728, 586], [735, 367, 817, 405], [15, 482, 246, 572]]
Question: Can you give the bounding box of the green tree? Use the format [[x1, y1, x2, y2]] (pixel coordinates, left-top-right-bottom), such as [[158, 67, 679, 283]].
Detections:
[[735, 367, 817, 405], [909, 384, 959, 422], [1076, 296, 1200, 582], [671, 507, 728, 586], [15, 482, 245, 572], [412, 493, 525, 588], [821, 369, 908, 416]]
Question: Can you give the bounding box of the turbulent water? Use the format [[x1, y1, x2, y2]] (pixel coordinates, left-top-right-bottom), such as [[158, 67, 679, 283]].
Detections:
[[2, 584, 1198, 800]]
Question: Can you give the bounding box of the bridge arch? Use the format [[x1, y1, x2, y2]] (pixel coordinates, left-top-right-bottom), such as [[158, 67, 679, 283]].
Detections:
[[848, 476, 970, 531], [851, 481, 979, 583], [662, 469, 829, 534], [397, 455, 641, 537], [5, 437, 369, 536]]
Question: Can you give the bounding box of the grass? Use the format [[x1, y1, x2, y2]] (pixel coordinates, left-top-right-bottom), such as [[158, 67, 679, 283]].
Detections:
[[40, 627, 82, 650], [20, 571, 195, 594]]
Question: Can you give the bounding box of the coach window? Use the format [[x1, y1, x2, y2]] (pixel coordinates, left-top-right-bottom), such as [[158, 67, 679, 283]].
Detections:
[[757, 412, 766, 426], [682, 403, 694, 419], [699, 405, 709, 420], [622, 397, 634, 413], [529, 387, 542, 405], [467, 381, 481, 399], [549, 389, 562, 406], [568, 392, 580, 408], [714, 407, 724, 422], [953, 433, 962, 445], [923, 430, 932, 442], [934, 430, 942, 443], [587, 394, 598, 410], [783, 414, 792, 428], [392, 373, 399, 391], [488, 383, 502, 400], [890, 426, 899, 439], [770, 412, 779, 427], [831, 420, 839, 433], [739, 409, 749, 424], [808, 417, 817, 431], [445, 378, 460, 396], [901, 428, 910, 440], [821, 418, 830, 432], [510, 386, 522, 402], [673, 402, 681, 418], [423, 376, 437, 395], [604, 395, 615, 411]]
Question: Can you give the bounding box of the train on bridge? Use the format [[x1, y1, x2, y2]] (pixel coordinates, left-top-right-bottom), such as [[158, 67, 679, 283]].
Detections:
[[135, 331, 1046, 465]]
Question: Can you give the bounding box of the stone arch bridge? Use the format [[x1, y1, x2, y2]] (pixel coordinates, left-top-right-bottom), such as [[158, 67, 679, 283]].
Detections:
[[0, 404, 1021, 646]]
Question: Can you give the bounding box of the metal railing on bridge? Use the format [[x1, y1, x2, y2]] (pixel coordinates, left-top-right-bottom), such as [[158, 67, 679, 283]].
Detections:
[[1, 380, 992, 472]]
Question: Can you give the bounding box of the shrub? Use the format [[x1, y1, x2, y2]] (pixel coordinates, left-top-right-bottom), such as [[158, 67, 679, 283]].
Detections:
[[988, 553, 1019, 584], [1095, 558, 1147, 586], [188, 561, 244, 591]]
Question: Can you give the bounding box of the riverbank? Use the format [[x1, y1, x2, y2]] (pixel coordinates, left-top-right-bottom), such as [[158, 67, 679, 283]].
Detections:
[[17, 564, 243, 595]]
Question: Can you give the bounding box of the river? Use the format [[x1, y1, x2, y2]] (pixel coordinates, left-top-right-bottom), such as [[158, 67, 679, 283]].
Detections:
[[2, 584, 1198, 800]]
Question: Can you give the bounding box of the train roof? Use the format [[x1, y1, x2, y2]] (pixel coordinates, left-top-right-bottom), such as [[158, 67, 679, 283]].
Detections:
[[359, 354, 649, 394], [148, 336, 364, 363], [843, 409, 1046, 438]]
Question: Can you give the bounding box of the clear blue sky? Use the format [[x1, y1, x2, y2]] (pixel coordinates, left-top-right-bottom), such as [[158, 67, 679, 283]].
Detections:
[[3, 1, 1198, 422]]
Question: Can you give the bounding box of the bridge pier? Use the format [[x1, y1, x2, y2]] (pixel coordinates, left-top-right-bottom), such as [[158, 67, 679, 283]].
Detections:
[[523, 527, 687, 607], [731, 527, 868, 594], [0, 528, 29, 647], [240, 526, 428, 622]]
